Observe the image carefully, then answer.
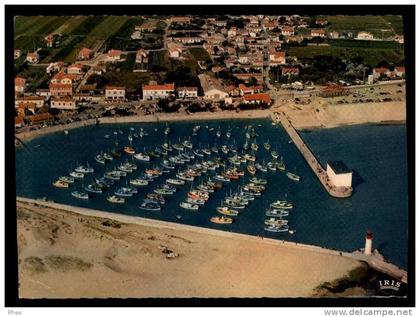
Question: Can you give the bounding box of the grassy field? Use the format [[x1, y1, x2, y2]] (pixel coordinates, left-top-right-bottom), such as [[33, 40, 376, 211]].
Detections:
[[149, 50, 171, 71], [188, 47, 210, 61], [17, 66, 49, 92], [105, 18, 143, 51], [326, 15, 402, 38], [382, 15, 404, 35], [330, 39, 403, 50], [102, 71, 154, 90], [287, 45, 404, 66]]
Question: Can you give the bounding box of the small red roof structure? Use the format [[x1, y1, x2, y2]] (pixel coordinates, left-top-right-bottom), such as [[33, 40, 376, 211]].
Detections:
[[243, 93, 271, 104]]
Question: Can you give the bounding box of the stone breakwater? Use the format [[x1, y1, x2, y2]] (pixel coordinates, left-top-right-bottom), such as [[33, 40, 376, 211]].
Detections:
[[273, 112, 353, 198]]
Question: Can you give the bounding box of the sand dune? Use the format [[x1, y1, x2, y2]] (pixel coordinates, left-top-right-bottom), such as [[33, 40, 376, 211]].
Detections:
[[17, 201, 361, 298]]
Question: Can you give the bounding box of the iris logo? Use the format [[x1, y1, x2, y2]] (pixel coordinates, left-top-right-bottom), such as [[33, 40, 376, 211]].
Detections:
[[378, 279, 402, 292]]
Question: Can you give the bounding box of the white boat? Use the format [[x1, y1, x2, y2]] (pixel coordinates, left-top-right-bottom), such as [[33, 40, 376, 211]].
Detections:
[[270, 200, 293, 209], [106, 195, 125, 204], [72, 191, 89, 200], [166, 178, 185, 186], [134, 152, 150, 162], [286, 171, 300, 182], [70, 171, 84, 179], [130, 178, 148, 186], [180, 202, 199, 210], [75, 164, 94, 174]]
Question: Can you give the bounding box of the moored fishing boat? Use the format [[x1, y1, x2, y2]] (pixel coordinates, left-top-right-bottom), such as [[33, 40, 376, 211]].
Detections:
[[72, 191, 89, 200], [85, 183, 103, 194], [130, 178, 149, 186], [102, 152, 113, 161], [270, 200, 293, 209], [180, 202, 199, 210], [166, 178, 185, 186], [286, 171, 300, 182], [265, 208, 289, 217], [255, 161, 268, 173], [107, 195, 125, 204], [264, 224, 289, 233], [251, 142, 258, 151], [134, 152, 150, 162], [217, 206, 239, 216], [265, 217, 288, 226], [250, 177, 267, 185], [267, 161, 277, 172], [70, 171, 84, 179], [186, 197, 206, 205], [75, 164, 94, 174], [277, 156, 286, 171], [59, 176, 75, 184], [123, 146, 136, 155], [247, 164, 256, 175], [271, 150, 279, 159], [263, 140, 271, 150], [53, 180, 69, 188], [210, 216, 233, 224], [95, 154, 106, 164], [139, 201, 161, 211]]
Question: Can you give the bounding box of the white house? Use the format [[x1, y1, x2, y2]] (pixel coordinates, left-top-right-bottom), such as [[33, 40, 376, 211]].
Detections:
[[177, 87, 198, 99], [107, 49, 122, 61], [142, 83, 175, 100], [51, 97, 77, 110], [311, 29, 326, 38], [281, 26, 294, 36], [167, 42, 183, 59], [67, 63, 84, 75], [326, 161, 352, 188], [14, 49, 21, 59], [15, 96, 45, 108], [105, 86, 126, 100], [356, 31, 374, 40], [198, 74, 228, 100]]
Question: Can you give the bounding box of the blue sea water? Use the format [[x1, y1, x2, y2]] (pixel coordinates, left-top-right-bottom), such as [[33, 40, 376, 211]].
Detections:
[[15, 119, 408, 269]]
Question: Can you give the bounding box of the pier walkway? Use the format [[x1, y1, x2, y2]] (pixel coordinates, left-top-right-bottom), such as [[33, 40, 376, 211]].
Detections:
[[272, 111, 353, 198]]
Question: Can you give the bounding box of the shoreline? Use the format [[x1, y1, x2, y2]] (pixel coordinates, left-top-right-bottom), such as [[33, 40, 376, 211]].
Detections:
[[17, 197, 365, 298], [295, 120, 406, 132], [17, 196, 408, 284], [16, 110, 271, 142], [16, 196, 351, 258]]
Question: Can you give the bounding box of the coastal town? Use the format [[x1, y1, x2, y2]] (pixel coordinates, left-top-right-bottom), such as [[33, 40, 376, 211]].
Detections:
[[14, 15, 405, 131]]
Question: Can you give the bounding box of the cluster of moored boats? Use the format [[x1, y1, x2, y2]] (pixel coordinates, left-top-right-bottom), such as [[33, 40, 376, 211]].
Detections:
[[264, 199, 295, 234], [52, 123, 300, 226]]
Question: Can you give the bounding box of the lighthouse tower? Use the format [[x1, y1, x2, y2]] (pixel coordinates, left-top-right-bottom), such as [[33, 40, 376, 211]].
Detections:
[[364, 231, 373, 256]]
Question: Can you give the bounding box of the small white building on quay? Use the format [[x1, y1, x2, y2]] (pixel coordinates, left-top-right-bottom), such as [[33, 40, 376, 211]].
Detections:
[[326, 161, 353, 188]]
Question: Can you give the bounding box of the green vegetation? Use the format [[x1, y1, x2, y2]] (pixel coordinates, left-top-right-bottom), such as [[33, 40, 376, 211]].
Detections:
[[189, 47, 210, 61], [120, 52, 136, 72], [17, 66, 49, 92], [14, 16, 71, 37], [44, 255, 93, 272], [382, 15, 404, 35], [89, 72, 154, 90], [287, 45, 404, 66], [330, 39, 403, 50], [68, 16, 106, 36], [105, 18, 143, 51], [101, 219, 122, 228], [149, 50, 171, 72], [326, 15, 400, 38]]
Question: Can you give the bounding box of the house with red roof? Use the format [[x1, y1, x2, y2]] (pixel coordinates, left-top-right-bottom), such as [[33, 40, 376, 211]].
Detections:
[[15, 96, 45, 108], [67, 63, 85, 75], [78, 47, 93, 60], [243, 93, 272, 105], [26, 52, 40, 63], [15, 116, 24, 128], [14, 49, 21, 59], [51, 97, 77, 110], [372, 67, 392, 79], [107, 49, 123, 61], [49, 83, 73, 97], [394, 66, 405, 78], [15, 77, 26, 95], [282, 67, 300, 77], [269, 51, 286, 65], [142, 83, 175, 100], [281, 26, 295, 36], [311, 29, 326, 38]]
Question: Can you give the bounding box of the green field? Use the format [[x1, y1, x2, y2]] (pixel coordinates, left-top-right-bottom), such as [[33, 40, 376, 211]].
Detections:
[[17, 66, 49, 92], [326, 15, 403, 38], [105, 18, 144, 51], [287, 45, 404, 66], [102, 72, 154, 90], [330, 39, 403, 50], [14, 16, 134, 62]]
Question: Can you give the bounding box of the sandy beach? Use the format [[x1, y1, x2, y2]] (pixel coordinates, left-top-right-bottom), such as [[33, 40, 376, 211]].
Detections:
[[17, 199, 362, 298], [276, 101, 406, 130]]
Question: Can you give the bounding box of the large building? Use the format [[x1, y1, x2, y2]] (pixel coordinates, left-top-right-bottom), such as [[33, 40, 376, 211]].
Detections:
[[105, 86, 126, 100], [326, 161, 353, 188], [198, 74, 228, 100], [142, 83, 175, 100]]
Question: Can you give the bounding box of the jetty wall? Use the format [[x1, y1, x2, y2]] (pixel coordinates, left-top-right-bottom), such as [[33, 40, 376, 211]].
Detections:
[[273, 112, 353, 198], [16, 197, 407, 283]]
